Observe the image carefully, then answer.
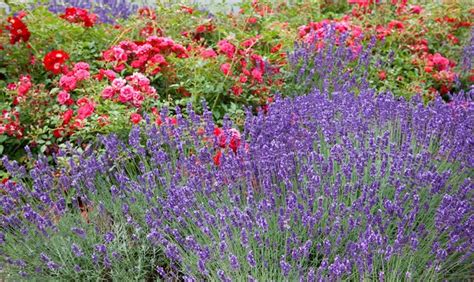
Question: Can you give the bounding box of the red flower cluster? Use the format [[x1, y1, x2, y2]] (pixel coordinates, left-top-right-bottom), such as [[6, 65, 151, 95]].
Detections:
[[420, 53, 457, 94], [214, 127, 241, 153], [43, 50, 70, 75], [298, 19, 363, 53], [347, 0, 372, 8], [76, 97, 95, 120], [139, 23, 163, 38], [213, 38, 281, 98], [53, 96, 96, 138], [60, 7, 97, 27], [0, 110, 23, 138], [183, 22, 215, 42], [5, 14, 31, 44], [103, 36, 188, 74], [211, 127, 243, 166], [10, 75, 32, 105]]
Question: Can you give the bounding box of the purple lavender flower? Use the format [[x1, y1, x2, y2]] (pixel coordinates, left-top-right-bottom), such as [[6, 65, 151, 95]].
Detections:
[[246, 250, 256, 268], [280, 259, 291, 277], [229, 254, 240, 270], [73, 264, 81, 272], [71, 227, 86, 239], [71, 243, 83, 257], [94, 244, 107, 254], [104, 232, 115, 243]]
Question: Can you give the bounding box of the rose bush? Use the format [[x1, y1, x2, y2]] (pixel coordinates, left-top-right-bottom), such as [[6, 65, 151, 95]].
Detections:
[[0, 0, 472, 165]]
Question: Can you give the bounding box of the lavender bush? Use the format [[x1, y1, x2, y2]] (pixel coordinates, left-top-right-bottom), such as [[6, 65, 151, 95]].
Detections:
[[1, 88, 473, 280], [284, 25, 396, 99]]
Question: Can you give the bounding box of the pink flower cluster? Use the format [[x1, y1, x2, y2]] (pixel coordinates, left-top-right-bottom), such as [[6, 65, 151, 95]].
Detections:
[[102, 36, 188, 74], [57, 62, 91, 105], [76, 97, 95, 120], [101, 72, 157, 107], [424, 53, 454, 72], [8, 75, 32, 105], [217, 40, 236, 58]]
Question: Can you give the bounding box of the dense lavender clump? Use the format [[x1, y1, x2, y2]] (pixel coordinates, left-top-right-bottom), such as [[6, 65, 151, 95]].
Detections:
[[46, 0, 142, 24], [459, 28, 474, 93], [285, 26, 380, 97], [0, 88, 473, 280]]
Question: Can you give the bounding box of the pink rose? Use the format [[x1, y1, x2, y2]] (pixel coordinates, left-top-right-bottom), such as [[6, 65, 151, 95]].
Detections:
[[112, 78, 127, 89], [200, 48, 217, 59], [101, 86, 116, 99], [59, 75, 77, 91], [73, 62, 90, 71], [217, 40, 236, 58], [132, 92, 144, 107], [77, 102, 95, 120], [74, 69, 90, 81], [410, 5, 422, 14], [119, 85, 135, 103], [220, 63, 232, 76], [57, 90, 71, 105], [251, 68, 263, 83]]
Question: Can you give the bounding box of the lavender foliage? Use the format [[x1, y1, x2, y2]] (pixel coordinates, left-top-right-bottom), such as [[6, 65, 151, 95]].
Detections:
[[0, 88, 473, 280]]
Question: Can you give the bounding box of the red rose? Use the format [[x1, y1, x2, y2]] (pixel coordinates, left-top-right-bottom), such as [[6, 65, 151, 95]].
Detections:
[[130, 113, 142, 124], [60, 7, 97, 27], [43, 50, 70, 74], [213, 150, 222, 166], [271, 43, 282, 53], [53, 128, 64, 138], [5, 16, 31, 44], [378, 71, 386, 81], [247, 17, 257, 24], [231, 85, 243, 96], [62, 109, 74, 125], [220, 63, 232, 76]]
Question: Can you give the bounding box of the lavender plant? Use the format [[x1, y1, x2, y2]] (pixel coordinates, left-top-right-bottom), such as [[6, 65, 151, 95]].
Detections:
[[284, 25, 396, 98], [285, 27, 372, 97], [1, 88, 473, 280]]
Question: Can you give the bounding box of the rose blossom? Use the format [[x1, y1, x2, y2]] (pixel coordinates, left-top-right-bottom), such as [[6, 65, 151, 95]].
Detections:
[[57, 91, 72, 105], [119, 85, 135, 103], [101, 86, 116, 99]]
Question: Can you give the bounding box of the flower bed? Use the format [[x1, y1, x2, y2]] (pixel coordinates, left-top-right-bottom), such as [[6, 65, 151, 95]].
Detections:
[[0, 1, 473, 280], [0, 1, 472, 163]]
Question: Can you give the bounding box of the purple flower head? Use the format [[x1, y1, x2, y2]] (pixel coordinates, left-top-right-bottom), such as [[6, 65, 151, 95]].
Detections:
[[246, 250, 256, 268], [71, 227, 86, 239], [229, 254, 240, 270], [104, 232, 115, 243], [71, 243, 83, 257], [280, 259, 291, 276], [74, 264, 81, 272], [94, 244, 107, 254]]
